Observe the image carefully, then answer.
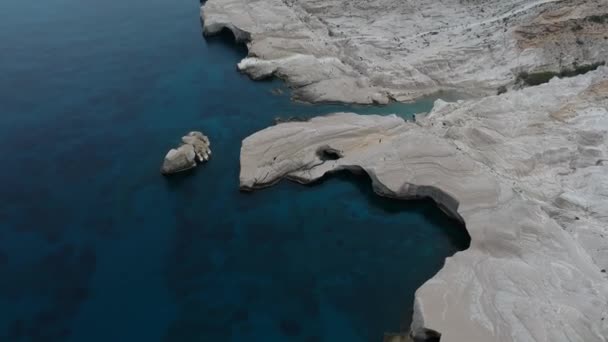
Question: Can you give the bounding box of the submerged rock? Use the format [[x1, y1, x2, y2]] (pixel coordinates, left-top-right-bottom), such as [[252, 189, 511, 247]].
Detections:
[[161, 131, 211, 175]]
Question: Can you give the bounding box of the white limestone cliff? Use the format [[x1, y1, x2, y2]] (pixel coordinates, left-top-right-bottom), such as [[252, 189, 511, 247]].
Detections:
[[202, 0, 608, 339], [202, 0, 608, 104], [238, 68, 608, 341]]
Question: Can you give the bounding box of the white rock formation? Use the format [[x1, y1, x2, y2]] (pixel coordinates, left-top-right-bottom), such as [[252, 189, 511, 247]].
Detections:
[[161, 131, 211, 174], [202, 0, 608, 104], [239, 68, 608, 341]]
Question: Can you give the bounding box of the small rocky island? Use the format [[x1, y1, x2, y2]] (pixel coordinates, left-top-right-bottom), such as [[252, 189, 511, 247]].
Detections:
[[161, 131, 211, 175]]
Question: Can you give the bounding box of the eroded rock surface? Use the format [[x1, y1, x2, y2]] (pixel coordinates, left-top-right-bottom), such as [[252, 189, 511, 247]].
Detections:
[[161, 131, 211, 174], [202, 0, 608, 103], [239, 68, 608, 341]]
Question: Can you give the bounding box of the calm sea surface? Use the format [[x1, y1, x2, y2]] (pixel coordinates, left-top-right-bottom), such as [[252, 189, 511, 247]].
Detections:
[[0, 0, 469, 341]]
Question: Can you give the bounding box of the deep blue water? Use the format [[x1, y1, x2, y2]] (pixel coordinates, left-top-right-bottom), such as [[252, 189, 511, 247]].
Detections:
[[0, 0, 470, 341]]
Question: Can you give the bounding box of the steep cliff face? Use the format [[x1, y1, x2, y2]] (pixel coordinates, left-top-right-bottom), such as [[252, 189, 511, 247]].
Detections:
[[238, 68, 608, 341], [202, 0, 608, 103]]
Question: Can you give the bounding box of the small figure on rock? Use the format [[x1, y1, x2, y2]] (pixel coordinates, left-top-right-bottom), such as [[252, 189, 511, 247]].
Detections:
[[161, 131, 211, 175]]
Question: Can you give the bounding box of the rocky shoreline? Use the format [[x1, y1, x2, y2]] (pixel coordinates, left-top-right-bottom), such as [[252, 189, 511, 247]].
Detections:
[[202, 0, 607, 104], [202, 0, 608, 341], [238, 69, 608, 341]]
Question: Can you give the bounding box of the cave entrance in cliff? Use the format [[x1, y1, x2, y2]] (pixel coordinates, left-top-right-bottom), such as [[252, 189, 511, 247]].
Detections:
[[201, 26, 249, 58]]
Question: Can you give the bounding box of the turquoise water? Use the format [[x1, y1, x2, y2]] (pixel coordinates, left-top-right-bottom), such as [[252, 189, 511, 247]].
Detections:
[[0, 0, 469, 341]]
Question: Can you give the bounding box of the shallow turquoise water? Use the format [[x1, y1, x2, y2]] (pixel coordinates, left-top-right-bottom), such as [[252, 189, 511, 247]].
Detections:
[[0, 0, 469, 341]]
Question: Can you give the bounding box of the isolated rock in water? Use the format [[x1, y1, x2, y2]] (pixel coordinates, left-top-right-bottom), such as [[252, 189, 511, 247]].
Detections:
[[182, 131, 211, 162], [239, 68, 608, 341], [161, 131, 211, 174], [202, 0, 608, 103], [161, 145, 196, 174]]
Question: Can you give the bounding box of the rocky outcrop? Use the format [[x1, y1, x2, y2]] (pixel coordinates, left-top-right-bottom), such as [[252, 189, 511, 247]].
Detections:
[[239, 68, 608, 341], [205, 0, 608, 339], [201, 0, 608, 103], [161, 131, 211, 175]]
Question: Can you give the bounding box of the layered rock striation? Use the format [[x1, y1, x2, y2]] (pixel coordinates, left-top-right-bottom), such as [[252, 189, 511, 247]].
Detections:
[[203, 0, 608, 340], [239, 68, 608, 341], [202, 0, 608, 104]]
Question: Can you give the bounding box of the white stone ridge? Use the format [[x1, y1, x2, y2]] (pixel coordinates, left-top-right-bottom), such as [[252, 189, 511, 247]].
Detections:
[[238, 68, 608, 341], [202, 0, 608, 104]]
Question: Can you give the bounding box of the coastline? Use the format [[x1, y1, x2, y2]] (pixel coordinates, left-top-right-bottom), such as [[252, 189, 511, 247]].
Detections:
[[202, 0, 608, 104], [200, 0, 608, 340], [0, 0, 477, 340], [236, 70, 608, 341]]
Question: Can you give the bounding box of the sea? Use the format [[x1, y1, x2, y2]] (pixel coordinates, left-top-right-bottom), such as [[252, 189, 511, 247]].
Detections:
[[0, 0, 469, 341]]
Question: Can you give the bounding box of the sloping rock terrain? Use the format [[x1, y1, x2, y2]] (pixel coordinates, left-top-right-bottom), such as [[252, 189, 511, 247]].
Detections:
[[203, 0, 608, 340], [239, 68, 608, 341], [202, 0, 608, 103]]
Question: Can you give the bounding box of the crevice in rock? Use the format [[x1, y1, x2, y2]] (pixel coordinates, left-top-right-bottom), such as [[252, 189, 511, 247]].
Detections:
[[316, 145, 343, 161], [201, 26, 249, 58], [202, 21, 252, 45], [410, 328, 441, 342], [515, 62, 606, 87]]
